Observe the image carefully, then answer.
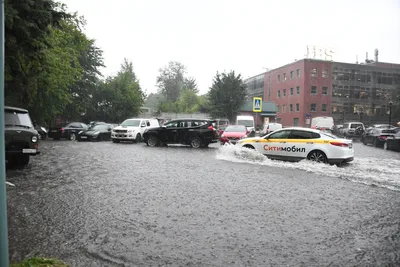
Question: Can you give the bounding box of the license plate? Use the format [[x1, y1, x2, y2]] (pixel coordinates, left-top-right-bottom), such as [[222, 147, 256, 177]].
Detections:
[[22, 149, 36, 153], [80, 136, 87, 139]]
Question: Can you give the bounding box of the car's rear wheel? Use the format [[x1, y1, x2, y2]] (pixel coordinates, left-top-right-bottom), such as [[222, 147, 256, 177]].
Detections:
[[147, 135, 160, 147], [69, 133, 76, 141], [383, 142, 388, 150], [136, 134, 142, 142], [190, 137, 202, 148], [307, 150, 327, 163]]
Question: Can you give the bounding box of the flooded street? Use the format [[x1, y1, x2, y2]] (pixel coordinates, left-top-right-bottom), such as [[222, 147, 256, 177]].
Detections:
[[6, 140, 400, 266]]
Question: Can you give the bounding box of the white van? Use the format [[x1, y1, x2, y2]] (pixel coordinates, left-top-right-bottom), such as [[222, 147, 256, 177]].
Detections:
[[236, 115, 255, 132], [311, 116, 334, 129], [260, 123, 283, 135], [111, 118, 160, 143]]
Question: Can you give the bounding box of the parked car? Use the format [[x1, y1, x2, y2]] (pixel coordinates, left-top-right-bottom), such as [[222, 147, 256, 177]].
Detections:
[[143, 119, 219, 148], [362, 128, 396, 147], [77, 124, 114, 141], [339, 122, 365, 138], [260, 123, 283, 136], [384, 131, 400, 151], [111, 118, 160, 143], [237, 127, 354, 165], [88, 121, 107, 128], [5, 106, 40, 167], [220, 125, 250, 145], [33, 121, 48, 140], [236, 115, 255, 133], [48, 122, 89, 140]]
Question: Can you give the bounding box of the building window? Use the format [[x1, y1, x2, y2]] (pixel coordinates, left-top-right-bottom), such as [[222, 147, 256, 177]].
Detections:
[[277, 90, 280, 98], [290, 104, 293, 112], [310, 103, 316, 112], [290, 71, 294, 79], [311, 86, 317, 94], [293, 118, 299, 126], [296, 86, 300, 94], [296, 69, 300, 77], [278, 75, 281, 82], [276, 105, 280, 113], [283, 73, 287, 81], [282, 105, 286, 112], [322, 87, 328, 95], [322, 69, 328, 78], [322, 104, 328, 112], [296, 103, 300, 112], [290, 88, 294, 95], [311, 68, 317, 77], [283, 89, 286, 96]]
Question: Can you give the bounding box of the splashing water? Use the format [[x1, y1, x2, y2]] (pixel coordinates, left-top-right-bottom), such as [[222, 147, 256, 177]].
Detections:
[[216, 144, 400, 191]]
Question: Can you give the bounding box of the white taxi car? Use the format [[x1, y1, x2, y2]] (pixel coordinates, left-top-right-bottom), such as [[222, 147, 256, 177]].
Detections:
[[237, 127, 354, 165]]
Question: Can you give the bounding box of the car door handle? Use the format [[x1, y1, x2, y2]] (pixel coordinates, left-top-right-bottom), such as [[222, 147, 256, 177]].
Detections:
[[307, 142, 313, 144], [279, 141, 286, 143], [172, 130, 177, 132]]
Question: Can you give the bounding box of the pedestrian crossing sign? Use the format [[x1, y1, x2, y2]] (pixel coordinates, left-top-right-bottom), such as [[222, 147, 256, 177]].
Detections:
[[253, 97, 262, 112]]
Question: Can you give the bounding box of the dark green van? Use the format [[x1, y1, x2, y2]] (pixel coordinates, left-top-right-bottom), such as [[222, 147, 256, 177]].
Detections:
[[5, 106, 40, 167]]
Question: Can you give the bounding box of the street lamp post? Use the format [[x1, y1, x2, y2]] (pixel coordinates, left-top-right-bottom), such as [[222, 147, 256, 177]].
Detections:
[[388, 101, 393, 127]]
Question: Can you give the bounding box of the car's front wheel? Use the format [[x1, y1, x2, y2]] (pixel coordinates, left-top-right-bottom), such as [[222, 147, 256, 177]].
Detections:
[[190, 137, 202, 149], [147, 135, 160, 147], [307, 150, 327, 163], [136, 134, 142, 142]]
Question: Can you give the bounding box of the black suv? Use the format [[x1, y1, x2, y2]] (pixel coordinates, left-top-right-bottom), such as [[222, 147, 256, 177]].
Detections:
[[143, 119, 219, 148], [5, 106, 40, 167]]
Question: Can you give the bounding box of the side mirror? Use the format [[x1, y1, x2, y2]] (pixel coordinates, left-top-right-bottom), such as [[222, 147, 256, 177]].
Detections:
[[108, 128, 112, 131]]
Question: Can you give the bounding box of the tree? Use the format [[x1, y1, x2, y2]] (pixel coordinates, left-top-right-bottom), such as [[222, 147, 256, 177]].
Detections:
[[156, 61, 193, 101], [183, 77, 198, 93], [207, 71, 247, 121], [4, 0, 70, 109], [91, 59, 145, 123]]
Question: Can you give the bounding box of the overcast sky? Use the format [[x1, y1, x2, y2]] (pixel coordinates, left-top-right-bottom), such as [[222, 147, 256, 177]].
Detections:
[[65, 0, 400, 95]]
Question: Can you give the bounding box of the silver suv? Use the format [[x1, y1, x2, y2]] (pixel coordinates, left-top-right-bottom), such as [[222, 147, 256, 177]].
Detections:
[[339, 122, 365, 138]]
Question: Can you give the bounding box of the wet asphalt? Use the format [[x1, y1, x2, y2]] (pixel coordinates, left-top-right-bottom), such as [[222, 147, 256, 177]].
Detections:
[[5, 140, 400, 267]]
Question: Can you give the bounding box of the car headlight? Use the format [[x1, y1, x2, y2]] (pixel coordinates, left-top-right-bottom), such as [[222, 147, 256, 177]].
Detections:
[[93, 131, 100, 135], [31, 136, 38, 143], [40, 127, 47, 133], [221, 134, 225, 138], [78, 131, 83, 134]]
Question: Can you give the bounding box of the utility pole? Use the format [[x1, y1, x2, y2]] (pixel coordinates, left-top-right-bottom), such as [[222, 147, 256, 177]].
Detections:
[[0, 0, 9, 266]]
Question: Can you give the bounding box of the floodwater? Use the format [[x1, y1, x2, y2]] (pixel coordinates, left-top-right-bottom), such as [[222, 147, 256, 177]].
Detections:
[[6, 140, 400, 266]]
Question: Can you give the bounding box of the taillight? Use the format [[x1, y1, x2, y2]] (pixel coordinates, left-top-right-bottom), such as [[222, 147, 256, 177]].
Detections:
[[61, 127, 64, 132], [208, 125, 214, 130], [379, 135, 387, 140], [330, 142, 349, 147]]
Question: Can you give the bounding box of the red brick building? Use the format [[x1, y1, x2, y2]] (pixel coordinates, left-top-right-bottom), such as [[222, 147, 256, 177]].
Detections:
[[246, 58, 400, 127]]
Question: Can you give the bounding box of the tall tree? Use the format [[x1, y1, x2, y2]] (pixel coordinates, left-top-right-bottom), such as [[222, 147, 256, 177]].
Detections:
[[183, 77, 199, 93], [91, 59, 145, 122], [207, 71, 247, 121], [156, 61, 186, 101], [4, 0, 70, 109]]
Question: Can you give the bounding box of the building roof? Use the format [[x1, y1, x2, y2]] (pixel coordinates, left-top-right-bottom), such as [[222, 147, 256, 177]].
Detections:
[[240, 100, 277, 113]]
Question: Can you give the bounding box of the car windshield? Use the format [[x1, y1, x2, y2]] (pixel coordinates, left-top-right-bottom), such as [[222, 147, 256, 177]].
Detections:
[[5, 110, 33, 128], [237, 120, 254, 127], [350, 124, 363, 128], [121, 119, 140, 127], [224, 125, 246, 132], [89, 124, 109, 130]]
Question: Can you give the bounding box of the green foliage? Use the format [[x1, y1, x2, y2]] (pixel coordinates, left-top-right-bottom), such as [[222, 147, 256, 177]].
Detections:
[[10, 257, 68, 267], [156, 61, 198, 102], [85, 59, 145, 123], [207, 71, 247, 121]]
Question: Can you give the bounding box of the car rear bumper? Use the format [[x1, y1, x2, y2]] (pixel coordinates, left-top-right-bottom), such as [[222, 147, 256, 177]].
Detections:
[[6, 149, 40, 156], [328, 157, 353, 164]]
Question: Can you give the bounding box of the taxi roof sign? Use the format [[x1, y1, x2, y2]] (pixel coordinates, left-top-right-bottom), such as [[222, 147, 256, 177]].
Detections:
[[253, 97, 262, 112]]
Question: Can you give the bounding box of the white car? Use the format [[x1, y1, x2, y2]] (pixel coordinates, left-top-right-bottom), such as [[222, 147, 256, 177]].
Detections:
[[112, 118, 159, 143], [237, 127, 354, 165]]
